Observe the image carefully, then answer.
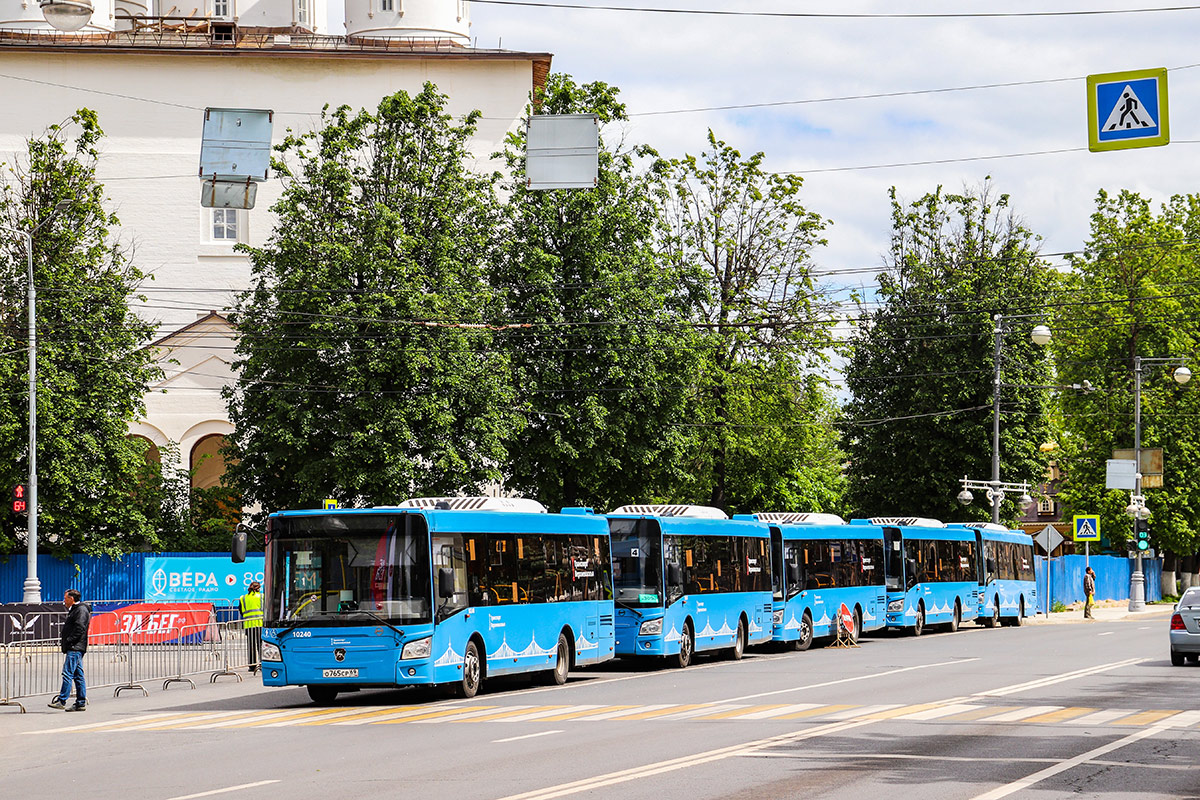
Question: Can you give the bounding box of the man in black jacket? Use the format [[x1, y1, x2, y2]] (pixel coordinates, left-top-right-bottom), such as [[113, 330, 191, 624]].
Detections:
[[48, 589, 90, 711]]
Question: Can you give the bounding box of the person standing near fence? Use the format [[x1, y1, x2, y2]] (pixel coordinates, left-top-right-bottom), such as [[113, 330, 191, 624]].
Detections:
[[239, 580, 264, 673], [1083, 566, 1096, 619], [48, 589, 91, 711]]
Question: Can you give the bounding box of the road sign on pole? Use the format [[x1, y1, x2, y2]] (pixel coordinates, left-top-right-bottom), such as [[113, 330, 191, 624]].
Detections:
[[1034, 524, 1064, 554], [1073, 515, 1100, 542], [1087, 68, 1169, 152]]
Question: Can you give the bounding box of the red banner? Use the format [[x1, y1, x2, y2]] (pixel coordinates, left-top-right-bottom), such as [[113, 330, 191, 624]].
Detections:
[[88, 603, 216, 644]]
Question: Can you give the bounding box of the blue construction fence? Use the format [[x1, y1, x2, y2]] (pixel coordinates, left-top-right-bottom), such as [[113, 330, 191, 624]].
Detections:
[[1035, 554, 1162, 613], [0, 551, 263, 608]]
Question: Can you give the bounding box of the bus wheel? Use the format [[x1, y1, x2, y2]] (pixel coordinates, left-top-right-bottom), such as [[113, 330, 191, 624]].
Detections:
[[912, 603, 925, 637], [1011, 599, 1025, 627], [307, 685, 338, 705], [456, 640, 483, 698], [546, 633, 570, 685], [675, 623, 694, 669], [946, 602, 960, 633], [983, 598, 1000, 628], [792, 611, 814, 652], [729, 619, 746, 661], [850, 609, 862, 643]]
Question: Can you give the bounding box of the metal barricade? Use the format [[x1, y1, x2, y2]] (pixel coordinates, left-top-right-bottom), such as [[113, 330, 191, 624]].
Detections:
[[1, 641, 23, 713]]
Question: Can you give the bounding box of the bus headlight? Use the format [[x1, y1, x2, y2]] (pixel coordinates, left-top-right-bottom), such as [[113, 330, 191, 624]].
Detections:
[[261, 642, 282, 662], [639, 618, 663, 636], [772, 610, 784, 624], [887, 599, 905, 613], [401, 637, 431, 660]]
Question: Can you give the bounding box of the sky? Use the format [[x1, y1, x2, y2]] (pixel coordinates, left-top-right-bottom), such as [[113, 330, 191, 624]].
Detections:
[[455, 0, 1200, 305]]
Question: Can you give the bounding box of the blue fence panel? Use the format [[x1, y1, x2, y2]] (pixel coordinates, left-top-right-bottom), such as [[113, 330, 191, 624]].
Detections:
[[0, 552, 263, 604], [1034, 554, 1161, 613]]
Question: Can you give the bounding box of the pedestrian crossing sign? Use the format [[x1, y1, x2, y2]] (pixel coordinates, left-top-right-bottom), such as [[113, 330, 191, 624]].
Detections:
[[1073, 514, 1101, 542], [1087, 68, 1169, 152]]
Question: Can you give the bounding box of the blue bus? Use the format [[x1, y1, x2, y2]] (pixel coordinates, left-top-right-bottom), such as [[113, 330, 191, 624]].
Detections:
[[608, 505, 773, 667], [866, 517, 981, 636], [738, 513, 887, 650], [951, 523, 1037, 627], [249, 497, 615, 703]]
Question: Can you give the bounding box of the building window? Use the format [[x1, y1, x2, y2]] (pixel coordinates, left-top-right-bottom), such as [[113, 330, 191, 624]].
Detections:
[[212, 208, 239, 242], [213, 0, 229, 16], [297, 0, 309, 24], [1038, 496, 1054, 515], [381, 0, 394, 11]]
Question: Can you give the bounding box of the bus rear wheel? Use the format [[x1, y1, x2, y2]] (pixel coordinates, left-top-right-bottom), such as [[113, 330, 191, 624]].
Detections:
[[912, 603, 925, 637], [849, 609, 862, 643], [545, 633, 570, 685], [674, 623, 694, 669], [983, 597, 1000, 628], [946, 602, 960, 633], [307, 685, 338, 705], [1011, 598, 1025, 627], [791, 611, 814, 652], [455, 640, 483, 698], [729, 619, 746, 661]]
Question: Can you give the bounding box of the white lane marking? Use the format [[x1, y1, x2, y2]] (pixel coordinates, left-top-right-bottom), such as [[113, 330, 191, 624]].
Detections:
[[824, 704, 902, 720], [165, 780, 281, 800], [969, 725, 1169, 800], [975, 658, 1144, 697], [736, 703, 822, 719], [1159, 709, 1200, 727], [983, 706, 1063, 722], [896, 703, 983, 721], [495, 717, 879, 800], [1098, 632, 1114, 636], [493, 730, 563, 743], [716, 658, 979, 703], [1061, 708, 1138, 726], [412, 705, 536, 724]]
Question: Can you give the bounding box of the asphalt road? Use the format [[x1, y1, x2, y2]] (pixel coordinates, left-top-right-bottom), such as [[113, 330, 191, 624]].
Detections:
[[4, 611, 1196, 800]]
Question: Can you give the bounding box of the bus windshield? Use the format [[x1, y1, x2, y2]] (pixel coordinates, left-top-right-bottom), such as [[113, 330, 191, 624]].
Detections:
[[610, 519, 663, 607], [268, 514, 431, 626]]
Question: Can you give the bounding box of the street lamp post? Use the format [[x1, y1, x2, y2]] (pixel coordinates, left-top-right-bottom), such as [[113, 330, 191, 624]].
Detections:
[[958, 314, 1050, 523], [2, 200, 70, 604], [1126, 356, 1191, 612]]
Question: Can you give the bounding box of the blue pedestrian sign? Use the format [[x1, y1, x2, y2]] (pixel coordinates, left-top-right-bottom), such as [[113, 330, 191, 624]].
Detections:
[[1073, 514, 1101, 542], [1087, 68, 1169, 152]]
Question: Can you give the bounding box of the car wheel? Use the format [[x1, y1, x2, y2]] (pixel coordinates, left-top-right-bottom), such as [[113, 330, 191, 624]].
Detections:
[[1171, 648, 1185, 667], [306, 685, 338, 705], [1187, 654, 1199, 664]]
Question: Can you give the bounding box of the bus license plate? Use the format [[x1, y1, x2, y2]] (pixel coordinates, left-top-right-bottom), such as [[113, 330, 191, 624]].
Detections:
[[322, 668, 358, 678]]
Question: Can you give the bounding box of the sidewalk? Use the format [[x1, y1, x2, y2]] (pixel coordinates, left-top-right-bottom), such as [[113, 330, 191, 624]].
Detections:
[[1027, 598, 1175, 625]]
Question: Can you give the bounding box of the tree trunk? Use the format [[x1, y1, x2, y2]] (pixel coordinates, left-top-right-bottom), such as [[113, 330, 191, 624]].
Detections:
[[1161, 569, 1178, 599]]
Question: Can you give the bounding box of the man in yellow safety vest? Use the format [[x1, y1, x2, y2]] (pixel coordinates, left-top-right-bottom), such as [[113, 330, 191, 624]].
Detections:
[[239, 580, 264, 673]]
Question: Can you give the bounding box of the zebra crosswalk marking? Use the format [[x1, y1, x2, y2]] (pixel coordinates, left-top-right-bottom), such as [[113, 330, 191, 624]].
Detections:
[[1062, 709, 1137, 726], [112, 711, 259, 731], [374, 705, 501, 724], [940, 705, 1023, 722], [494, 706, 602, 723], [259, 708, 387, 727], [984, 706, 1064, 722], [734, 704, 821, 719], [566, 706, 641, 720], [185, 709, 326, 729], [698, 704, 792, 720], [327, 705, 440, 725], [1158, 709, 1200, 728], [536, 705, 632, 722], [824, 704, 903, 720], [610, 704, 709, 721], [1018, 707, 1097, 724], [897, 704, 984, 721], [658, 704, 744, 720], [773, 704, 856, 720], [445, 706, 563, 723], [1115, 709, 1182, 726]]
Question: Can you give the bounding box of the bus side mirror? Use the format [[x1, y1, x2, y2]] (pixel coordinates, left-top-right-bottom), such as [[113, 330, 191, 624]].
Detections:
[[786, 564, 801, 585], [438, 568, 455, 598], [232, 525, 248, 564], [667, 563, 683, 586], [986, 558, 996, 573], [905, 559, 917, 579]]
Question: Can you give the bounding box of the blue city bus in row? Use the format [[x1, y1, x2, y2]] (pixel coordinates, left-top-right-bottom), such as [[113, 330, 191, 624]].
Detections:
[[609, 505, 773, 667], [866, 517, 981, 636], [247, 497, 615, 703], [738, 513, 887, 650], [951, 523, 1037, 627]]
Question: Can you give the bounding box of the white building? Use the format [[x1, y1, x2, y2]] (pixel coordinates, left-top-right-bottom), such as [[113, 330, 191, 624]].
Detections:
[[0, 0, 549, 494]]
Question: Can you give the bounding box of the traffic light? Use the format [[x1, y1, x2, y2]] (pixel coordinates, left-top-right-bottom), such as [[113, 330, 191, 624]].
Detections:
[[1135, 518, 1150, 551], [11, 483, 27, 515]]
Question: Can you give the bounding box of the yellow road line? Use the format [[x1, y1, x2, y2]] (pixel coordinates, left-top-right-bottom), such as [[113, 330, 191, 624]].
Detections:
[[1019, 707, 1098, 725], [373, 705, 498, 724], [939, 706, 1024, 722], [227, 707, 355, 728], [538, 705, 637, 722], [612, 704, 709, 721], [1112, 709, 1182, 727], [774, 704, 855, 720], [319, 706, 430, 725], [450, 706, 566, 723], [860, 703, 945, 720], [696, 704, 791, 720]]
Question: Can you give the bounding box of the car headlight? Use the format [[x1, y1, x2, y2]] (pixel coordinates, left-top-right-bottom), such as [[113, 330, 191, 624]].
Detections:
[[401, 637, 431, 660], [639, 618, 663, 635], [888, 599, 905, 612], [773, 610, 784, 624], [261, 642, 282, 662]]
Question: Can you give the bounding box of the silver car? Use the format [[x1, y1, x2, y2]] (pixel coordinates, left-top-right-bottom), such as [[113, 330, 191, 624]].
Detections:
[[1170, 587, 1200, 666]]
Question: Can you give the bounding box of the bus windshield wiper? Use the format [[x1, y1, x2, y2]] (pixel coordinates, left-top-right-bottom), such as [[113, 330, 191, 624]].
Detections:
[[613, 600, 643, 616], [348, 609, 404, 636]]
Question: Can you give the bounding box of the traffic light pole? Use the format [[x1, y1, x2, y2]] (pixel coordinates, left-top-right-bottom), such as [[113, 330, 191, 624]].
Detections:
[[1130, 357, 1145, 613]]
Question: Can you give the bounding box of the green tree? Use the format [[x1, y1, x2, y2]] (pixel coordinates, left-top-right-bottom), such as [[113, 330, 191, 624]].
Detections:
[[494, 75, 705, 511], [659, 131, 841, 513], [844, 183, 1054, 522], [1052, 189, 1200, 562], [0, 111, 162, 556], [225, 84, 519, 516]]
